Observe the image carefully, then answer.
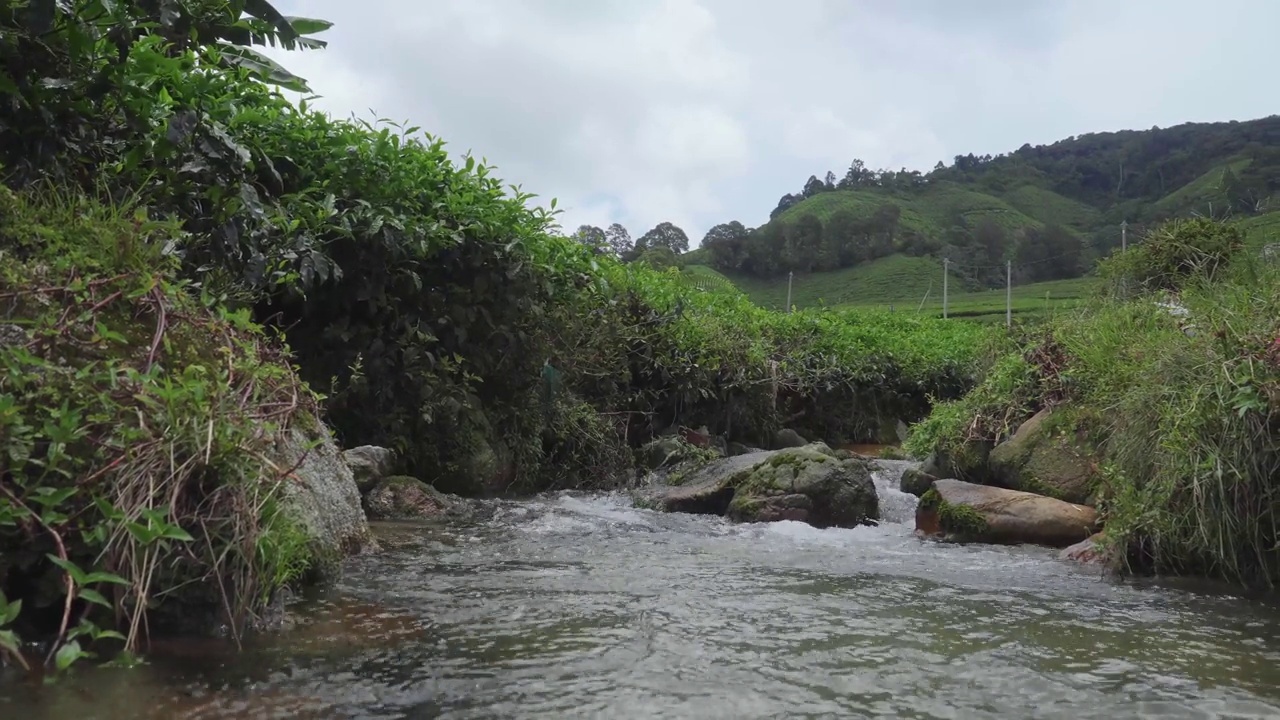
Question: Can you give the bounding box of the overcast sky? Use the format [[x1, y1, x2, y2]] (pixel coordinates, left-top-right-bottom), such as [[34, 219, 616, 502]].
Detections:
[[266, 0, 1279, 244]]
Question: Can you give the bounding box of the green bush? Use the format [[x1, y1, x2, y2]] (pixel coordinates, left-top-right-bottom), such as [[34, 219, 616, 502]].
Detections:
[[1098, 217, 1244, 295], [908, 217, 1280, 587], [0, 186, 316, 671]]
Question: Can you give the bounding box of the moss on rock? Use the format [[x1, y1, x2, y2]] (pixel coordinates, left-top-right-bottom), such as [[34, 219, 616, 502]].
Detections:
[[724, 446, 879, 527], [364, 476, 456, 520], [988, 408, 1100, 504]]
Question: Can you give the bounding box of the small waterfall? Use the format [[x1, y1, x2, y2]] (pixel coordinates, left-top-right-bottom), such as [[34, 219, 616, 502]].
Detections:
[[868, 459, 920, 525]]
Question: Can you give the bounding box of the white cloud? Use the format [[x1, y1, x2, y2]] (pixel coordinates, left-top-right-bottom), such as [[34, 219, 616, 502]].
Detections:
[[266, 0, 1280, 245]]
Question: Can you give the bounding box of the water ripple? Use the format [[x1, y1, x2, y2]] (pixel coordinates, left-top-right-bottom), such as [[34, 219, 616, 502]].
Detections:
[[7, 492, 1280, 719]]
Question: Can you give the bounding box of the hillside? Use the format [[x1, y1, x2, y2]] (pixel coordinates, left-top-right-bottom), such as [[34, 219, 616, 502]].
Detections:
[[699, 115, 1280, 286], [688, 255, 1097, 323], [686, 206, 1280, 323]]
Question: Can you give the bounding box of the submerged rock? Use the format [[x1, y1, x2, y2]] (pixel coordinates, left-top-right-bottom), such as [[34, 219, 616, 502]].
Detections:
[[1060, 532, 1109, 567], [915, 478, 1098, 548], [343, 445, 396, 494], [987, 408, 1098, 505], [655, 444, 879, 528], [364, 476, 458, 520]]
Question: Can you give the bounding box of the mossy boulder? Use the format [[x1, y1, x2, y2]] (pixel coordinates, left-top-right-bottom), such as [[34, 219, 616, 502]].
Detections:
[[920, 440, 992, 483], [640, 436, 702, 471], [727, 441, 764, 457], [727, 447, 879, 527], [773, 428, 809, 449], [656, 444, 879, 529], [916, 479, 1099, 548], [899, 466, 938, 497], [343, 445, 396, 494], [272, 422, 375, 582], [987, 408, 1098, 504], [364, 476, 458, 520]]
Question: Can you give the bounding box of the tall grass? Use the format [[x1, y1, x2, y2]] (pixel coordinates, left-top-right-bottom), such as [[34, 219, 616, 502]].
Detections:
[[907, 219, 1280, 587]]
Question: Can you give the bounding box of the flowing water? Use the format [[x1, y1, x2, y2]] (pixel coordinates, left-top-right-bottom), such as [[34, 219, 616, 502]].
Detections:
[[5, 465, 1280, 719]]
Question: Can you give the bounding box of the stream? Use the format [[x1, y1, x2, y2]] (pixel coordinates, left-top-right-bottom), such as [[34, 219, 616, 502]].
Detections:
[[4, 465, 1280, 719]]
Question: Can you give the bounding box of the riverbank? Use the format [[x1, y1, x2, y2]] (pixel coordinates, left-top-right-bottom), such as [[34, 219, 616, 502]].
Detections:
[[3, 0, 1279, 684], [0, 2, 987, 675], [904, 217, 1280, 587]]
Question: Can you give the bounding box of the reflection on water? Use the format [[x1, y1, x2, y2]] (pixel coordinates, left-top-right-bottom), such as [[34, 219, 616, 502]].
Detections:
[[5, 483, 1280, 719]]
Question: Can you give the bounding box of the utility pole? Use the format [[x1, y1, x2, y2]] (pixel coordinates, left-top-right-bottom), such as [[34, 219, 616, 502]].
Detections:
[[1006, 259, 1012, 328], [786, 271, 794, 313], [942, 258, 949, 319], [1121, 220, 1128, 252]]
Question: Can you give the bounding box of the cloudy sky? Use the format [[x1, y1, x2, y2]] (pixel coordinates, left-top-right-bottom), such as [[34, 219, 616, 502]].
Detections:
[[265, 0, 1279, 244]]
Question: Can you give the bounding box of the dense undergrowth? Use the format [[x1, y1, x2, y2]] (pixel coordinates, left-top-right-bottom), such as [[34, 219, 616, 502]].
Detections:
[[0, 186, 317, 672], [0, 0, 991, 674], [907, 218, 1280, 587]]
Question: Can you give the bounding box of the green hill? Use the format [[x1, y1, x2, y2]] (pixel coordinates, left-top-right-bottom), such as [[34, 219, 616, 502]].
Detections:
[[685, 254, 1097, 323], [775, 181, 1052, 239], [1150, 158, 1253, 218], [695, 115, 1280, 289], [686, 198, 1278, 324]]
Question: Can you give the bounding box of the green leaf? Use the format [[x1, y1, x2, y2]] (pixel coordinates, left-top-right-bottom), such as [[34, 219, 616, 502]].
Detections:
[[285, 16, 334, 35], [54, 640, 82, 672], [217, 44, 312, 94], [1, 597, 21, 626], [45, 555, 88, 586], [77, 589, 112, 609], [160, 525, 195, 542], [243, 0, 298, 42], [0, 629, 22, 656], [0, 70, 18, 96]]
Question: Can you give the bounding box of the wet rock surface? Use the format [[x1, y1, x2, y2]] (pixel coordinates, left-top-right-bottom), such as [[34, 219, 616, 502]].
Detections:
[[916, 478, 1099, 548]]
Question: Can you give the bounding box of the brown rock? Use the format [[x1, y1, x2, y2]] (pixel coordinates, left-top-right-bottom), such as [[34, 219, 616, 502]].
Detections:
[[916, 478, 1099, 548], [1060, 532, 1109, 566]]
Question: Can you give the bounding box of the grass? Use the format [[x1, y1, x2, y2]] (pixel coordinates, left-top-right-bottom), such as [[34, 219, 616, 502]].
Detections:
[[999, 185, 1102, 232], [1237, 208, 1280, 251], [775, 181, 1056, 240], [906, 219, 1280, 588], [684, 255, 1100, 322], [0, 186, 320, 667], [770, 180, 1105, 261], [1151, 157, 1252, 218]]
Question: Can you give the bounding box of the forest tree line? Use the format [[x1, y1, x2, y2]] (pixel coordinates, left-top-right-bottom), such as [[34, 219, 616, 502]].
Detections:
[[572, 115, 1280, 284]]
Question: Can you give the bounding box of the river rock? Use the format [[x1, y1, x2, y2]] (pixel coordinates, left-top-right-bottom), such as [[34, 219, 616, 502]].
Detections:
[[773, 428, 808, 449], [343, 445, 396, 494], [915, 478, 1099, 548], [272, 421, 374, 577], [899, 466, 937, 497], [921, 441, 992, 483], [727, 441, 765, 457], [657, 444, 879, 529], [364, 476, 457, 520], [0, 323, 27, 349], [1059, 532, 1109, 567], [987, 408, 1098, 504], [640, 436, 702, 470]]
